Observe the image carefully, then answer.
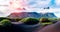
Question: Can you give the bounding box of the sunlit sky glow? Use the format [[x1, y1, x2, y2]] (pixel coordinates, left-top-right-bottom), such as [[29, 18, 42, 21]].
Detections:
[[0, 0, 60, 17]]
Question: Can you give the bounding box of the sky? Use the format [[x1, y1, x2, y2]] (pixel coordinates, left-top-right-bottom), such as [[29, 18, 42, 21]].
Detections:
[[0, 0, 60, 17]]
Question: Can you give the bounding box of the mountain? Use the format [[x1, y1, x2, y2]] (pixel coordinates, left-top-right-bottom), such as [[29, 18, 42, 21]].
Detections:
[[8, 12, 56, 18], [40, 13, 56, 18], [8, 12, 40, 18]]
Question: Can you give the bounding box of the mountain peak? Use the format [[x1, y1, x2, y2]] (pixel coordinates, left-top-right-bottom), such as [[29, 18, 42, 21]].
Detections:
[[8, 12, 56, 18]]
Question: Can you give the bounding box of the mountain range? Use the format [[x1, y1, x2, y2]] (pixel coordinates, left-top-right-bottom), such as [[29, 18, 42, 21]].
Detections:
[[8, 12, 56, 18]]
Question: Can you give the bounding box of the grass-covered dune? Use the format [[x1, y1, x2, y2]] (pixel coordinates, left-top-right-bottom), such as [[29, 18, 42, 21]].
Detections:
[[0, 17, 59, 32], [0, 17, 59, 24]]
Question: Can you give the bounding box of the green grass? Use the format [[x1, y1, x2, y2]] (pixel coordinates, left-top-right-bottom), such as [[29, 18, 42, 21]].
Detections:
[[42, 22, 52, 26], [0, 17, 59, 26]]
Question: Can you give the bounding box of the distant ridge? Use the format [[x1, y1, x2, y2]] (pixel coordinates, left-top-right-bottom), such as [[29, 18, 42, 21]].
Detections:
[[8, 12, 56, 18]]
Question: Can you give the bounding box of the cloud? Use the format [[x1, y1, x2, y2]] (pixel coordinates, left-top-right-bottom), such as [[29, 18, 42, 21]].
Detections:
[[50, 0, 60, 8], [0, 0, 60, 17], [0, 0, 9, 5], [55, 0, 60, 6], [27, 0, 51, 8], [54, 12, 60, 18], [0, 6, 11, 17]]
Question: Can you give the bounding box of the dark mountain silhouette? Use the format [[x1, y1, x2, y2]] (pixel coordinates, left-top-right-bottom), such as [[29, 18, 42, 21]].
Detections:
[[8, 12, 56, 18], [40, 13, 56, 18], [8, 12, 40, 18]]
